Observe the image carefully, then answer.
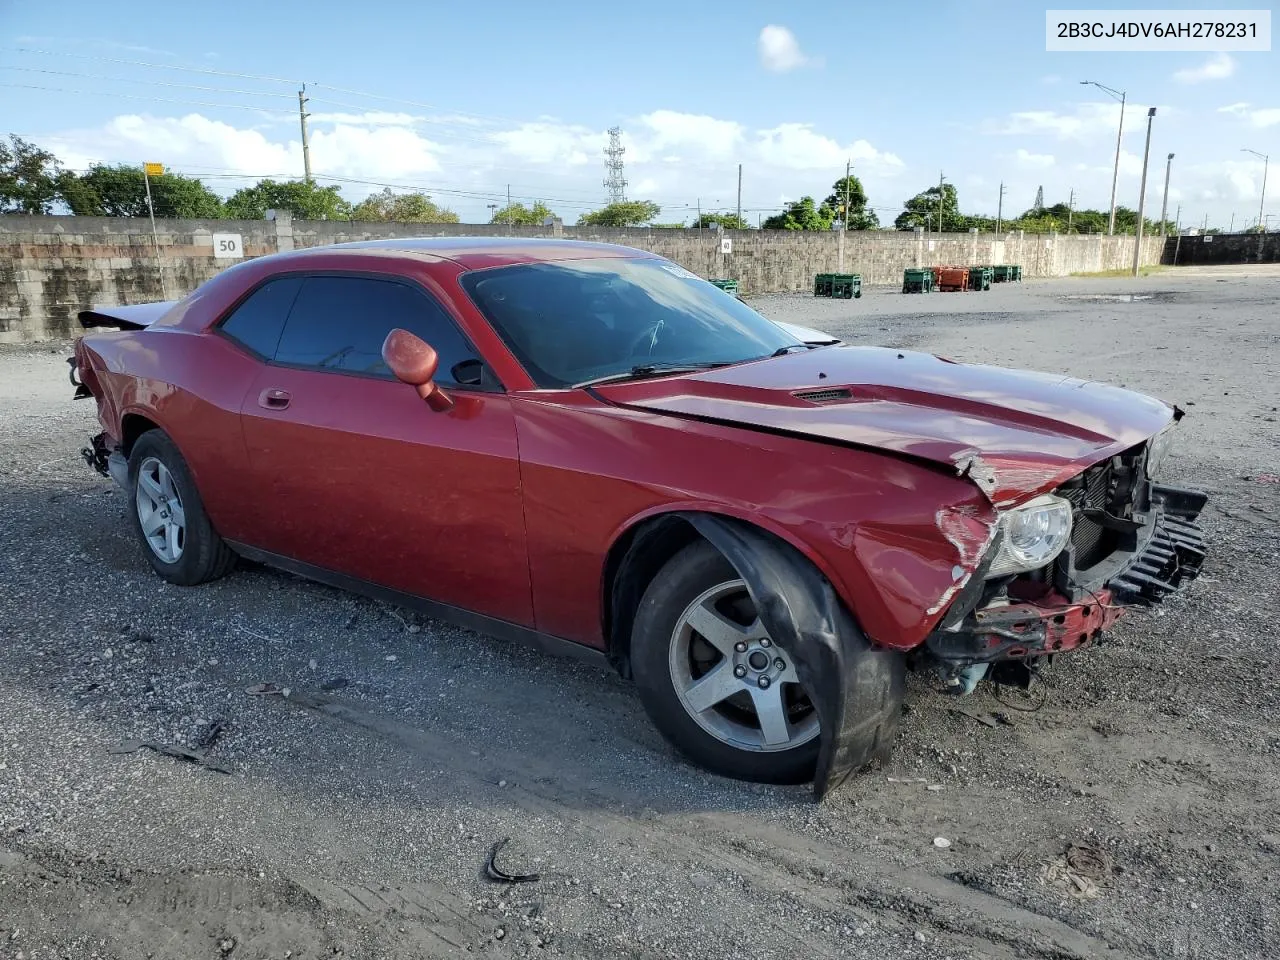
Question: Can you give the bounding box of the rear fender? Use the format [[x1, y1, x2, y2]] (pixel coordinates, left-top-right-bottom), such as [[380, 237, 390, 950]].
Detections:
[[681, 513, 905, 801]]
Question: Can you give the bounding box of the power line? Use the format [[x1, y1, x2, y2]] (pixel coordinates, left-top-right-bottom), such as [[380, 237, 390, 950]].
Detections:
[[0, 83, 292, 115], [0, 65, 297, 99], [11, 46, 301, 85], [10, 46, 536, 128]]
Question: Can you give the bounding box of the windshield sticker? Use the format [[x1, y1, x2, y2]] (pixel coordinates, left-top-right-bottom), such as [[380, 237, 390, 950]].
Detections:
[[657, 262, 699, 281]]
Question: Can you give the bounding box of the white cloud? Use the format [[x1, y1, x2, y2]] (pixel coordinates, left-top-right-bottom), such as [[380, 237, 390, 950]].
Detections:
[[1014, 148, 1055, 168], [43, 107, 905, 223], [633, 110, 744, 163], [990, 101, 1157, 141], [754, 123, 903, 173], [1173, 53, 1236, 84], [757, 25, 815, 73], [489, 121, 599, 166], [1217, 102, 1280, 128]]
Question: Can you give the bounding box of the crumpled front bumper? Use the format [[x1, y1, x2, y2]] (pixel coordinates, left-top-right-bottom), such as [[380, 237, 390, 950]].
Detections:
[[926, 483, 1208, 664]]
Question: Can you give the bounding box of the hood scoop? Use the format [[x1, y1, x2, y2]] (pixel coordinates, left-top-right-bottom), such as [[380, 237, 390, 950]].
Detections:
[[793, 387, 854, 404]]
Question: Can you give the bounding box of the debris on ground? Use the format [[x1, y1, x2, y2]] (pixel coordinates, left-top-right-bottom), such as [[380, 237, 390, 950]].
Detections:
[[107, 740, 232, 775], [948, 706, 1012, 728], [1042, 842, 1113, 899], [485, 838, 541, 884]]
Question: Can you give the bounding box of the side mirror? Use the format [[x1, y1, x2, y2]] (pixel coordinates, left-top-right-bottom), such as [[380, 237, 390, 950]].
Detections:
[[381, 328, 454, 412]]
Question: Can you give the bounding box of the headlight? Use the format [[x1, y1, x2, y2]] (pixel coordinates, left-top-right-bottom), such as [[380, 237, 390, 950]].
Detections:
[[987, 494, 1073, 577], [1146, 423, 1176, 479]]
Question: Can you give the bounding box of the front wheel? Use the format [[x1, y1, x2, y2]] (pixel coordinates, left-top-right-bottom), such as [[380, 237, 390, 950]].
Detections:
[[631, 541, 821, 783], [127, 430, 236, 586]]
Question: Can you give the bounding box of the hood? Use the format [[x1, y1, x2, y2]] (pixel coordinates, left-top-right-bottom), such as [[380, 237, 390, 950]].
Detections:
[[593, 345, 1176, 505]]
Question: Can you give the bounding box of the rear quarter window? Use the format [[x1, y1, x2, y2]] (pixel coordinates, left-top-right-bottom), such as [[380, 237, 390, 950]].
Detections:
[[216, 277, 303, 359]]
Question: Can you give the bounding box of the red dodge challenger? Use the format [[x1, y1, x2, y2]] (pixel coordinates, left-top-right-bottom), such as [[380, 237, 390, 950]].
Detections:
[[70, 238, 1207, 797]]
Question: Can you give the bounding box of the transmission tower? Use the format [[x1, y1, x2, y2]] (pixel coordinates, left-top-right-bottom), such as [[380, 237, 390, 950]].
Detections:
[[603, 127, 628, 204], [1034, 185, 1044, 212]]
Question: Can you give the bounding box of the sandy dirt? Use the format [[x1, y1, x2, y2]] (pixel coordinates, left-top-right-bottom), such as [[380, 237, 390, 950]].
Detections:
[[0, 264, 1277, 960]]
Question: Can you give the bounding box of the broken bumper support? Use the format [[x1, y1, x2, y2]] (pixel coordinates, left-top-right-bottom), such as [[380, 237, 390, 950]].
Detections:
[[82, 431, 129, 491], [926, 483, 1208, 665]]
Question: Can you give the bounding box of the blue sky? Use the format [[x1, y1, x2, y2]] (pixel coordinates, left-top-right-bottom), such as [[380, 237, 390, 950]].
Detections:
[[2, 0, 1276, 228]]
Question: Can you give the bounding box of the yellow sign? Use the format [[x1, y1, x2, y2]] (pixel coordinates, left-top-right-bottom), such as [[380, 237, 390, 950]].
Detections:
[[143, 162, 164, 176]]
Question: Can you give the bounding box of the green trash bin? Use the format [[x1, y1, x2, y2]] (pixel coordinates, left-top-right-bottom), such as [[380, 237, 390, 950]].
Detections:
[[1010, 264, 1023, 282], [968, 266, 992, 291], [709, 278, 739, 295], [902, 268, 934, 293], [992, 265, 1012, 283], [813, 273, 834, 297], [830, 273, 862, 299]]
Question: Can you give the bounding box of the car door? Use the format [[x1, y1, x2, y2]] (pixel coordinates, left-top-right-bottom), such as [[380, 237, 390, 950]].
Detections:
[[234, 271, 533, 628]]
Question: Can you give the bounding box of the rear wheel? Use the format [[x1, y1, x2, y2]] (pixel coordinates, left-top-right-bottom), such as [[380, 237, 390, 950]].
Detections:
[[127, 430, 236, 585], [632, 541, 821, 783]]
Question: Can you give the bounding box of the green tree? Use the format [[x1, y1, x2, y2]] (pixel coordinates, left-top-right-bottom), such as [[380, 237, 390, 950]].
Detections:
[[62, 164, 224, 218], [0, 135, 67, 214], [577, 200, 661, 227], [690, 212, 750, 230], [489, 200, 554, 225], [224, 179, 351, 220], [894, 184, 964, 231], [350, 187, 458, 223], [762, 196, 834, 231], [823, 175, 879, 230]]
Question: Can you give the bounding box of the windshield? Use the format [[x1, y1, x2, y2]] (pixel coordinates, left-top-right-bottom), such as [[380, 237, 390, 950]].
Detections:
[[459, 257, 800, 388]]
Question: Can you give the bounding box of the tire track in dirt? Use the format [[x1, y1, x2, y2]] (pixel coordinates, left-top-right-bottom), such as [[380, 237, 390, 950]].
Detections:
[[282, 688, 1133, 959]]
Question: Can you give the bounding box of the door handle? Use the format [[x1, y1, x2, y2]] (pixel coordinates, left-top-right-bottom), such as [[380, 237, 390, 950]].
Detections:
[[258, 388, 291, 410]]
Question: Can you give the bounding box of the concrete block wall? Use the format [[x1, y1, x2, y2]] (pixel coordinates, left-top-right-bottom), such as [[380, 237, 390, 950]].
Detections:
[[1, 213, 1165, 342]]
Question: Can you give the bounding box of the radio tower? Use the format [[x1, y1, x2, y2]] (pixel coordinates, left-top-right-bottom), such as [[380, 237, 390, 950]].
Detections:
[[603, 127, 628, 204]]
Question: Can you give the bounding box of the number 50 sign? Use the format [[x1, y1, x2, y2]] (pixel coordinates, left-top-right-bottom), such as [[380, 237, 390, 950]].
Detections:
[[212, 233, 244, 259]]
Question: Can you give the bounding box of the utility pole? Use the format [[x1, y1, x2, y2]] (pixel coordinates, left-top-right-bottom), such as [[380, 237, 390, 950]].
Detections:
[[507, 184, 512, 227], [937, 171, 945, 236], [1132, 107, 1156, 276], [844, 159, 852, 232], [1081, 80, 1126, 235], [1173, 203, 1182, 264], [736, 163, 742, 228], [1159, 153, 1174, 237], [298, 86, 312, 182], [1242, 148, 1269, 231], [1229, 211, 1235, 233], [697, 198, 701, 237], [1068, 188, 1075, 232], [141, 161, 169, 299], [996, 181, 1005, 233]]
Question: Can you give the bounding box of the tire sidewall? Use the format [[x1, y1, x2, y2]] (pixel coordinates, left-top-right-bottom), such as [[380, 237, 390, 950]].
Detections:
[[631, 541, 820, 784]]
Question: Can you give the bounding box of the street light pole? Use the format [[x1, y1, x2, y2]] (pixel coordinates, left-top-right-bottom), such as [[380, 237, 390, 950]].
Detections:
[[1132, 107, 1157, 276], [1159, 153, 1174, 237], [1242, 148, 1269, 230], [1081, 80, 1127, 235]]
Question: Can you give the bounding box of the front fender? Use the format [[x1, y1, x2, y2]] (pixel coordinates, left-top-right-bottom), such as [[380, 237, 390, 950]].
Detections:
[[681, 513, 906, 801]]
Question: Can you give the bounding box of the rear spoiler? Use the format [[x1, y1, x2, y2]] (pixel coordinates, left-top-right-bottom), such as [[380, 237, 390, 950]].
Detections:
[[78, 301, 178, 331]]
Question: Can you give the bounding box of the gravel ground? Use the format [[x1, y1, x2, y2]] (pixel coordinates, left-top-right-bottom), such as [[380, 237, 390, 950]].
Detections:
[[1, 264, 1277, 960]]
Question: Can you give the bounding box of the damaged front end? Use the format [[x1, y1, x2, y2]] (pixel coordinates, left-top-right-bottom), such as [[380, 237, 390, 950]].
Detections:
[[924, 432, 1208, 687]]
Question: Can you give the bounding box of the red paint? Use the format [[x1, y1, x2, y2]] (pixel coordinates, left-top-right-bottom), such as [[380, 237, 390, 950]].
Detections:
[[74, 239, 1179, 656]]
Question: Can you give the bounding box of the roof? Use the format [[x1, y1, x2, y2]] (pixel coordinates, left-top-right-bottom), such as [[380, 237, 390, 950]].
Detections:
[[302, 236, 655, 270]]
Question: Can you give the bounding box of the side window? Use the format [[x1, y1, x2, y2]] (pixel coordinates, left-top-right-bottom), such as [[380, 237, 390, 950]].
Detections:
[[217, 276, 302, 359], [273, 276, 480, 386]]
